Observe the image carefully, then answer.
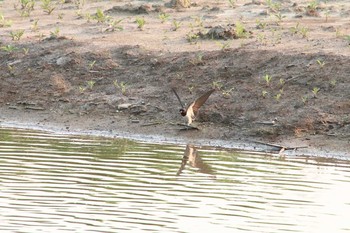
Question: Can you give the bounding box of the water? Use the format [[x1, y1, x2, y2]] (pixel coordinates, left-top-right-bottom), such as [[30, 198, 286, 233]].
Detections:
[[0, 127, 350, 233]]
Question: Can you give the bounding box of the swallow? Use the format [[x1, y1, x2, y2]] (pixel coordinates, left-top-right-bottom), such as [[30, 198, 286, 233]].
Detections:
[[172, 88, 215, 125]]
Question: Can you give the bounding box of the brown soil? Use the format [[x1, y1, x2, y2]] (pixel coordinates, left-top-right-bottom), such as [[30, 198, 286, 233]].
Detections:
[[0, 0, 350, 157]]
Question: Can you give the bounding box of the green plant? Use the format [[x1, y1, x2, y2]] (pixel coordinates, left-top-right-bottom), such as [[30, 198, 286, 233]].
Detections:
[[335, 28, 343, 38], [159, 13, 170, 23], [172, 20, 181, 31], [0, 14, 12, 27], [135, 17, 145, 30], [266, 0, 281, 12], [94, 8, 110, 23], [325, 10, 330, 22], [344, 35, 350, 43], [186, 32, 199, 44], [41, 0, 55, 15], [255, 19, 267, 29], [290, 22, 300, 34], [31, 19, 39, 31], [316, 59, 325, 68], [235, 21, 248, 38], [212, 81, 223, 90], [191, 16, 203, 28], [215, 41, 231, 51], [87, 80, 95, 90], [307, 0, 318, 11], [222, 87, 234, 98], [279, 78, 285, 85], [50, 27, 60, 38], [1, 45, 18, 53], [263, 74, 272, 86], [228, 0, 236, 8], [262, 90, 268, 98], [189, 53, 204, 65], [106, 19, 124, 31], [256, 33, 267, 44], [290, 23, 309, 38], [274, 93, 281, 101], [79, 86, 86, 93], [113, 80, 127, 95], [89, 60, 96, 69], [312, 87, 320, 98], [301, 95, 308, 104], [330, 79, 337, 87], [58, 13, 64, 19], [299, 26, 309, 38], [10, 30, 24, 41], [274, 12, 285, 24], [73, 0, 85, 9], [22, 47, 29, 54], [18, 0, 35, 17]]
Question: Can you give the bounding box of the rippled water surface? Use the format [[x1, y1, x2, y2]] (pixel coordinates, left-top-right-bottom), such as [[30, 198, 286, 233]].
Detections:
[[1, 127, 350, 233]]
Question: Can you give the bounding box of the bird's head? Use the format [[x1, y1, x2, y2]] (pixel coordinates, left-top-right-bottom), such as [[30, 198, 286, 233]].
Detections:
[[179, 109, 186, 116]]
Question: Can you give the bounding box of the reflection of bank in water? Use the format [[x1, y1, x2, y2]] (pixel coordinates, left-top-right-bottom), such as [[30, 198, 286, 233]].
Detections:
[[176, 144, 215, 177]]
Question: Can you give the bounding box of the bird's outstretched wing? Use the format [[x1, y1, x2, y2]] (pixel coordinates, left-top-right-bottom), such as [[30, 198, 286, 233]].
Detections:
[[192, 89, 215, 113], [172, 88, 185, 109]]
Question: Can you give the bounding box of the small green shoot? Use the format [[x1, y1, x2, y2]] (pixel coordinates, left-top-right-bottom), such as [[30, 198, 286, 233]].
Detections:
[[18, 0, 35, 17], [301, 95, 308, 104], [307, 0, 318, 11], [106, 19, 124, 31], [266, 0, 281, 12], [274, 12, 285, 24], [1, 45, 18, 53], [50, 27, 60, 38], [279, 78, 285, 86], [189, 53, 204, 65], [89, 60, 96, 69], [344, 35, 350, 43], [172, 20, 181, 31], [274, 93, 281, 101], [256, 19, 267, 29], [87, 80, 95, 90], [159, 13, 170, 23], [262, 90, 268, 98], [23, 47, 29, 54], [335, 28, 343, 38], [312, 87, 320, 98], [316, 59, 325, 68], [290, 22, 300, 34], [212, 81, 223, 90], [113, 80, 127, 95], [235, 21, 248, 38], [222, 87, 234, 98], [191, 16, 203, 28], [10, 29, 25, 41], [263, 74, 272, 86], [290, 23, 309, 38], [228, 0, 236, 8], [330, 79, 337, 87], [31, 19, 39, 31], [299, 26, 309, 38], [0, 14, 12, 27], [41, 0, 55, 15], [79, 86, 86, 93], [136, 17, 146, 30], [94, 8, 110, 23], [215, 41, 231, 51], [186, 32, 199, 44]]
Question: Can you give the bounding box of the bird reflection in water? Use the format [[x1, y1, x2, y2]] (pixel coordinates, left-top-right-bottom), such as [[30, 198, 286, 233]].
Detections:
[[176, 144, 215, 178]]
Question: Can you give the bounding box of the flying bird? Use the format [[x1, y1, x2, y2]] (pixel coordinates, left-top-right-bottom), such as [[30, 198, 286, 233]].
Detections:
[[172, 88, 215, 125]]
